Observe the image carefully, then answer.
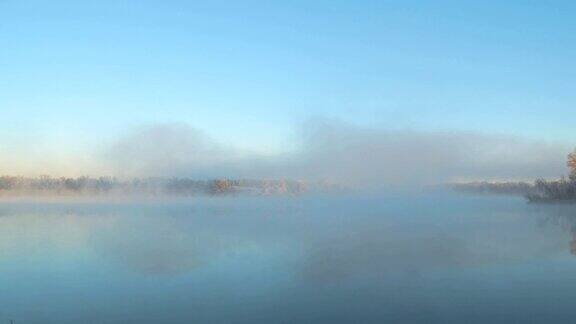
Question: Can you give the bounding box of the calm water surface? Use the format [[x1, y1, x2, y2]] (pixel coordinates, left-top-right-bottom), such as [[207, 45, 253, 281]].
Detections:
[[1, 193, 576, 323]]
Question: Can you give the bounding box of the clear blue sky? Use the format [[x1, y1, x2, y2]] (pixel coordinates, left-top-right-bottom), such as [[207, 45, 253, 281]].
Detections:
[[1, 0, 576, 153]]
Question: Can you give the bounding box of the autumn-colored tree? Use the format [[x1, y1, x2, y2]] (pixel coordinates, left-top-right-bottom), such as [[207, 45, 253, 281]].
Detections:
[[211, 179, 232, 194], [568, 150, 576, 180]]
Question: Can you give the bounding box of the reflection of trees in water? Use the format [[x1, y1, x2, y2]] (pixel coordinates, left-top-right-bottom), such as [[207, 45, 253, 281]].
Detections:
[[535, 205, 576, 255]]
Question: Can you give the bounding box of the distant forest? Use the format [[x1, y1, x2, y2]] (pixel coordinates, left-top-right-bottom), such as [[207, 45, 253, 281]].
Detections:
[[449, 181, 533, 196], [451, 150, 576, 203], [0, 176, 333, 197]]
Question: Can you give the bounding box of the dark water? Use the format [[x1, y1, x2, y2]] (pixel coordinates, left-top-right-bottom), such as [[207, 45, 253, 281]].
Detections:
[[1, 193, 576, 323]]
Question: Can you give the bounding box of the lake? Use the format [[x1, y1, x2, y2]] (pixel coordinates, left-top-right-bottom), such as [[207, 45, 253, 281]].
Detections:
[[1, 193, 576, 323]]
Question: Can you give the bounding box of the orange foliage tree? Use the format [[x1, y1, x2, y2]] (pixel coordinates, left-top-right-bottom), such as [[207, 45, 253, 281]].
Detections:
[[568, 151, 576, 180]]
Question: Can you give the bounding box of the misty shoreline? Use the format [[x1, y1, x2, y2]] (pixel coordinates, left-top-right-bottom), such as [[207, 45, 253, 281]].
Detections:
[[450, 179, 576, 203], [0, 175, 345, 198]]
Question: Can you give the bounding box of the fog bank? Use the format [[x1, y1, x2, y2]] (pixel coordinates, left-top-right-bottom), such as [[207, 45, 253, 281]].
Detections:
[[101, 121, 570, 188]]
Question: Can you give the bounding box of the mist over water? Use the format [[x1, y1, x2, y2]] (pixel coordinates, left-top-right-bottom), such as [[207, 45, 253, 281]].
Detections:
[[2, 193, 576, 323], [3, 1, 576, 323]]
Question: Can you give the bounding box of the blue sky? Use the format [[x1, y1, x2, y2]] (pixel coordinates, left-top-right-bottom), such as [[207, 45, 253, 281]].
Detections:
[[1, 0, 576, 157]]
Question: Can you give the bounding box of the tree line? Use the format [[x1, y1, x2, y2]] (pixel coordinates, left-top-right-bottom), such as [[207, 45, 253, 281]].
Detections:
[[0, 176, 312, 196], [451, 150, 576, 203]]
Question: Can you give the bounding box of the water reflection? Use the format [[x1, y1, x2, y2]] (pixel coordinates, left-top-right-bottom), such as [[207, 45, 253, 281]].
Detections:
[[92, 218, 256, 275], [0, 210, 114, 261], [300, 202, 568, 282], [2, 196, 576, 323], [535, 204, 576, 256], [0, 203, 263, 276], [300, 230, 468, 281]]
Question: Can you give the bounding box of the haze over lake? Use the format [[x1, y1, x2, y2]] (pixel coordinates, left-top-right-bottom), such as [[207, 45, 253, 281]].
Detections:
[[1, 193, 575, 323], [3, 1, 576, 322]]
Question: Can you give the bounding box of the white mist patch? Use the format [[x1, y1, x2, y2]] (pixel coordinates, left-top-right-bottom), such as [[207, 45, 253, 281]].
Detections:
[[103, 120, 570, 188], [295, 121, 570, 187]]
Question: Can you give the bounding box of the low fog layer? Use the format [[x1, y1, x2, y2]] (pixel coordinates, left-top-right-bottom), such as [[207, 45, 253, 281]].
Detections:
[[102, 121, 569, 188], [0, 121, 569, 189]]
